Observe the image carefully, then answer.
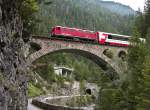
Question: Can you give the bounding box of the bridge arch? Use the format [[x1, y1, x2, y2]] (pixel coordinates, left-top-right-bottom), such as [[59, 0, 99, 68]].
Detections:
[[35, 49, 117, 79], [28, 37, 128, 80]]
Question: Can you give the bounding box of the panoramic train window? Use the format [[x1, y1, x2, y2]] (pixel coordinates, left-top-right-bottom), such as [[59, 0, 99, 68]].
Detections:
[[108, 35, 112, 39], [108, 35, 129, 41]]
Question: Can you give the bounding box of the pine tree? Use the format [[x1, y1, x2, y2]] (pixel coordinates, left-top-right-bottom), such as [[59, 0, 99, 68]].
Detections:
[[134, 11, 145, 37], [125, 0, 150, 108], [144, 0, 150, 36]]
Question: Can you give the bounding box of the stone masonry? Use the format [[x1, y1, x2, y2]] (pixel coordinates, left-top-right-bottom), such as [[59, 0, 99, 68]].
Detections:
[[28, 37, 128, 80]]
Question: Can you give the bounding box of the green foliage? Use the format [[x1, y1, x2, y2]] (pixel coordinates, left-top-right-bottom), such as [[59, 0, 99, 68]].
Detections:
[[134, 12, 145, 37], [36, 64, 56, 83], [123, 1, 150, 108], [19, 0, 39, 19], [145, 0, 150, 36], [28, 82, 43, 97], [18, 0, 39, 33], [79, 80, 86, 94], [98, 89, 127, 110], [34, 52, 106, 83], [146, 28, 150, 43]]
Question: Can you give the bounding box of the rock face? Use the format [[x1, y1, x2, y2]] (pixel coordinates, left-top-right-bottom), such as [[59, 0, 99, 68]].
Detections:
[[0, 0, 29, 109]]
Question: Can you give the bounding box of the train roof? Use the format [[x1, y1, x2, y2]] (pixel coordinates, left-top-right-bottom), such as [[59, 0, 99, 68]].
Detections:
[[54, 26, 95, 33], [98, 31, 131, 38]]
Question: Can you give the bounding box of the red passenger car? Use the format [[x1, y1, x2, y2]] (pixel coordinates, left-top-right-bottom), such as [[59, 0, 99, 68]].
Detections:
[[50, 26, 98, 42], [97, 32, 131, 47]]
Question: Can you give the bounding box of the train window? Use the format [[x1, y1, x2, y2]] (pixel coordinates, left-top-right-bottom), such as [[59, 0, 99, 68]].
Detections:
[[62, 28, 66, 31], [108, 35, 112, 39], [108, 35, 129, 41], [70, 29, 74, 32], [122, 37, 129, 41], [56, 27, 60, 30], [78, 29, 84, 32]]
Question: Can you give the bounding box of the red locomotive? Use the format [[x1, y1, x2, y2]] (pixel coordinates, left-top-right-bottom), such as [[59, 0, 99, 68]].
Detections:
[[50, 26, 98, 43], [50, 26, 131, 47]]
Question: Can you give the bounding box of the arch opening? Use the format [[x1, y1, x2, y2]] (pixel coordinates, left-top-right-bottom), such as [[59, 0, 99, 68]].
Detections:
[[103, 49, 113, 59], [85, 89, 92, 95], [32, 49, 119, 80], [29, 42, 41, 54], [118, 51, 127, 61]]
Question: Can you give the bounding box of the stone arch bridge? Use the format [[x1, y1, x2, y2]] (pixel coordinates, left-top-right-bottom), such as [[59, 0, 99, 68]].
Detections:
[[28, 36, 128, 80]]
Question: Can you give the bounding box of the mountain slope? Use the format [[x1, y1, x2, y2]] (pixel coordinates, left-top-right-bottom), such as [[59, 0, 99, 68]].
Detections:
[[34, 0, 135, 36], [94, 0, 135, 15], [70, 0, 135, 15]]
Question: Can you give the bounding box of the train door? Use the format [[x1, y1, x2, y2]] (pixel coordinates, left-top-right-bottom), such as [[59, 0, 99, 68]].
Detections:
[[98, 32, 107, 44]]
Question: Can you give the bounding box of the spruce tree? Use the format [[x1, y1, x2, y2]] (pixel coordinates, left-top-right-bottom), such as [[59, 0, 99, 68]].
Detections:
[[144, 0, 150, 36], [125, 0, 150, 109]]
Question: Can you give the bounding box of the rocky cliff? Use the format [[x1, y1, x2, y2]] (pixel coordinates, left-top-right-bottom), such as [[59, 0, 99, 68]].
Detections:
[[0, 0, 29, 109]]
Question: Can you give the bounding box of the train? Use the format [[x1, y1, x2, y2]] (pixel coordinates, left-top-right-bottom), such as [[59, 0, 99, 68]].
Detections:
[[49, 26, 131, 47]]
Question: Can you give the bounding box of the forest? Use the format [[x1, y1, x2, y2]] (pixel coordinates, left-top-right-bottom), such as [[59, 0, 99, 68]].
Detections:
[[33, 0, 135, 36]]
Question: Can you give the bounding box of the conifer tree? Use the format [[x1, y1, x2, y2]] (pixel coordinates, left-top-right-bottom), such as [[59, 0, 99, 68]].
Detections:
[[125, 0, 150, 109], [144, 0, 150, 36]]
